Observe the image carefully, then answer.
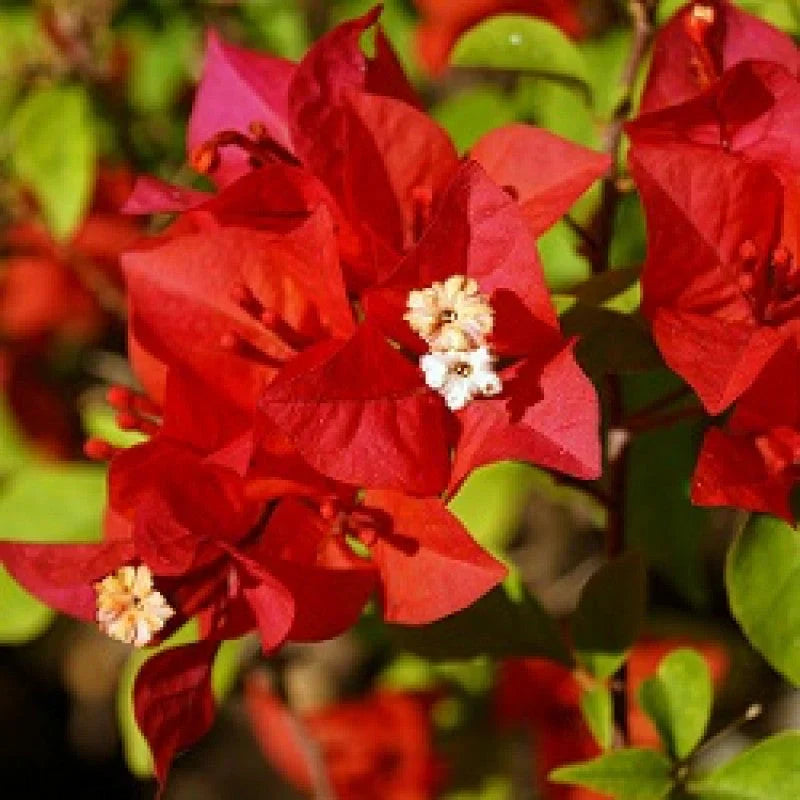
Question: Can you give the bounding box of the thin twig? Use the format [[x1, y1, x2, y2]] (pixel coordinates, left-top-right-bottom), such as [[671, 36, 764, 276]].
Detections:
[[591, 0, 657, 274], [595, 0, 659, 747]]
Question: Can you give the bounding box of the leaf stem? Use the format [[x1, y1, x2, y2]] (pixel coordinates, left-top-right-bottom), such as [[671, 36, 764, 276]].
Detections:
[[597, 0, 659, 746]]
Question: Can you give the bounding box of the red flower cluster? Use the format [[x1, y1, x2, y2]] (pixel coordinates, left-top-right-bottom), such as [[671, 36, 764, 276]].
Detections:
[[413, 0, 585, 75], [0, 167, 139, 458], [1, 8, 606, 784], [629, 0, 800, 520], [245, 676, 443, 799]]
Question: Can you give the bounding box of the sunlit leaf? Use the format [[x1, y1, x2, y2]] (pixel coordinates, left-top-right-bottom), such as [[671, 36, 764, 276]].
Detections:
[[726, 514, 800, 686], [9, 84, 96, 239], [638, 648, 712, 759], [0, 464, 106, 543], [689, 733, 800, 800], [551, 749, 673, 800], [0, 566, 55, 645]]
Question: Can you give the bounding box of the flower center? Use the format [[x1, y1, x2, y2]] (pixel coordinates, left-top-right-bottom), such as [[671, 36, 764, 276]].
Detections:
[[95, 565, 174, 648], [737, 240, 800, 325], [405, 274, 493, 352], [407, 276, 502, 410]]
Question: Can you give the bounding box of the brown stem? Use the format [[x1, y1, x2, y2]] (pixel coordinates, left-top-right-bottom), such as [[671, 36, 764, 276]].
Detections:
[[596, 0, 659, 746], [591, 0, 657, 274]]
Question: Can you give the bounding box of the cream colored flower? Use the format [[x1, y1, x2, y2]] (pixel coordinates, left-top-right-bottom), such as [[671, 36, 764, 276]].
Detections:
[[691, 4, 715, 23], [405, 275, 493, 351], [95, 565, 174, 647], [420, 347, 502, 411]]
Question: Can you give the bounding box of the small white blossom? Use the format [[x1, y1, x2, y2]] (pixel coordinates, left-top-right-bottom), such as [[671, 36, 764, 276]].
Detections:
[[95, 565, 174, 647], [420, 347, 502, 411]]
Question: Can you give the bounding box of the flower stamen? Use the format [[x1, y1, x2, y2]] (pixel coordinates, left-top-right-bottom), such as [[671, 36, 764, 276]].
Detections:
[[95, 565, 174, 647], [405, 275, 493, 352]]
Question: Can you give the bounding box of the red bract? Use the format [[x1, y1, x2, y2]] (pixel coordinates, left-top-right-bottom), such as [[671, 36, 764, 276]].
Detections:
[[1, 166, 138, 343], [692, 339, 800, 522], [245, 677, 443, 800], [363, 162, 602, 489], [629, 60, 800, 414], [413, 0, 585, 75], [125, 9, 607, 287], [0, 369, 378, 783], [641, 0, 799, 114]]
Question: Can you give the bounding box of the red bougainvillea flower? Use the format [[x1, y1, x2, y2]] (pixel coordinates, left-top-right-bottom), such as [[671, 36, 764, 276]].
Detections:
[[413, 0, 585, 75], [125, 9, 608, 289], [497, 641, 729, 798], [0, 369, 377, 783], [641, 0, 799, 114], [245, 676, 444, 800], [1, 166, 138, 343], [628, 59, 800, 414], [692, 339, 800, 521]]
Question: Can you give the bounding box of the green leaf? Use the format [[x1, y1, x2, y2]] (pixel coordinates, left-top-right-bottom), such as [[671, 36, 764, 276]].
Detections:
[[0, 463, 106, 543], [389, 573, 571, 664], [9, 84, 96, 239], [726, 514, 800, 686], [579, 28, 632, 119], [514, 75, 597, 148], [452, 15, 589, 86], [580, 686, 613, 750], [126, 16, 199, 114], [448, 461, 540, 557], [431, 86, 517, 154], [550, 749, 673, 800], [572, 552, 647, 679], [537, 219, 592, 291], [0, 566, 55, 644], [689, 733, 800, 800], [624, 371, 710, 609], [637, 648, 712, 760]]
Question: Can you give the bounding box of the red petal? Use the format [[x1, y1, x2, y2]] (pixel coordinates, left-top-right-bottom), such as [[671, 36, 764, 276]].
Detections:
[[260, 322, 451, 495], [691, 427, 794, 522], [122, 176, 211, 216], [188, 30, 296, 186], [133, 639, 219, 784], [471, 124, 610, 236], [652, 309, 783, 415], [0, 509, 133, 621], [336, 90, 458, 258], [253, 498, 378, 641], [367, 161, 560, 356], [289, 9, 418, 175], [124, 223, 341, 411], [451, 342, 601, 489], [244, 675, 314, 791], [364, 489, 507, 624], [641, 1, 799, 113]]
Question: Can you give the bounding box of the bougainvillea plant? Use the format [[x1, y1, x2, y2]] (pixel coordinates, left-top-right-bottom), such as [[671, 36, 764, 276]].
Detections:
[[3, 1, 800, 798]]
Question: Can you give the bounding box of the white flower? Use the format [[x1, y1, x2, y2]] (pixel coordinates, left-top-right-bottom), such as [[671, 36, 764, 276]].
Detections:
[[95, 565, 174, 647], [420, 347, 502, 411], [405, 275, 493, 351]]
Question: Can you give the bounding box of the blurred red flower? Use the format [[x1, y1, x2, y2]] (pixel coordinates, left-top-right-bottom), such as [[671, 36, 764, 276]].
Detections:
[[245, 677, 444, 800]]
